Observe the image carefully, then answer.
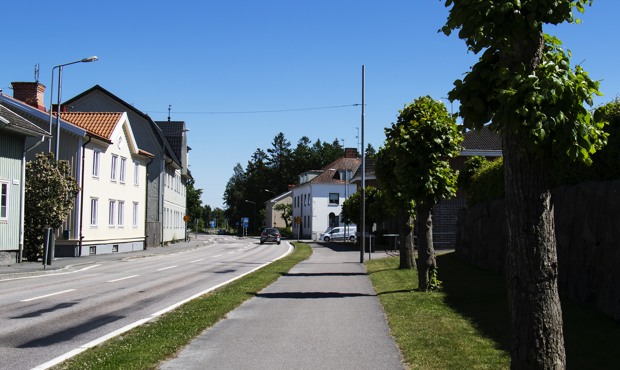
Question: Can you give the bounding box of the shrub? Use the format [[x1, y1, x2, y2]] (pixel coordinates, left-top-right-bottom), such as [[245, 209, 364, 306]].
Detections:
[[467, 158, 504, 206]]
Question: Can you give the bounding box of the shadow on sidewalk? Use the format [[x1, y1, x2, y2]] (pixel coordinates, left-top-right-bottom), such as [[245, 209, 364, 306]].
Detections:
[[254, 291, 375, 299]]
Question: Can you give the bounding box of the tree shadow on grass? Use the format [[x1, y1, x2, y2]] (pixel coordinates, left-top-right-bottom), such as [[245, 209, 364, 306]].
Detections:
[[438, 252, 510, 352]]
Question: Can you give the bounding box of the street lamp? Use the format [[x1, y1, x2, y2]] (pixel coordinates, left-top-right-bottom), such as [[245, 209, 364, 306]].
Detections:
[[48, 56, 98, 158]]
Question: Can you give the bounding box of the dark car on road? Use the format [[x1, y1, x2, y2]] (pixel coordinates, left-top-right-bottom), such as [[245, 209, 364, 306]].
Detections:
[[260, 227, 281, 245]]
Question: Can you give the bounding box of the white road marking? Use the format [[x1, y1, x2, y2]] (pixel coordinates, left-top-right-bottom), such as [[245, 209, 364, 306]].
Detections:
[[0, 264, 102, 282], [21, 289, 76, 302], [213, 254, 223, 258], [157, 266, 177, 271], [107, 275, 139, 283], [33, 242, 294, 370], [190, 259, 204, 263]]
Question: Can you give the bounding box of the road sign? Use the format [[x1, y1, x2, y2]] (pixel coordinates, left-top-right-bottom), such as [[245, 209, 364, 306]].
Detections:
[[241, 217, 249, 228], [183, 215, 190, 222]]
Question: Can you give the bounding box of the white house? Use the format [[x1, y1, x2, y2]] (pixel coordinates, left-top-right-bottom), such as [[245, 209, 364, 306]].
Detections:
[[59, 112, 153, 255], [291, 149, 360, 240], [264, 191, 292, 229], [64, 86, 190, 247]]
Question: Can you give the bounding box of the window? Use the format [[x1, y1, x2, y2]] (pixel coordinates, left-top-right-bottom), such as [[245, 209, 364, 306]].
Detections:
[[329, 193, 339, 205], [109, 200, 116, 226], [118, 201, 125, 226], [133, 161, 140, 186], [133, 202, 139, 227], [90, 198, 98, 225], [92, 150, 100, 177], [119, 157, 126, 183], [111, 155, 118, 181], [0, 182, 8, 219]]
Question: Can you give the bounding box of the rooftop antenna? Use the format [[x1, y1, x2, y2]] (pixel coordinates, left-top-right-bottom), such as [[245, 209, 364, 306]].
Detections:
[[167, 104, 172, 121], [34, 63, 40, 83]]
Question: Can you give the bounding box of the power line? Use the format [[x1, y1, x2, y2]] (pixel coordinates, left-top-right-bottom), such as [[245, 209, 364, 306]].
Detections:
[[145, 103, 361, 115]]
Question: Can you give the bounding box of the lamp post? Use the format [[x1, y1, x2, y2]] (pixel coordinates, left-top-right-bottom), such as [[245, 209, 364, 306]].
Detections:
[[244, 199, 256, 234], [48, 56, 98, 159]]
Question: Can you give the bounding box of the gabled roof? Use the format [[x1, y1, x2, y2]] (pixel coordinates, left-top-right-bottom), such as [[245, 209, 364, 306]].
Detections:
[[64, 85, 182, 167], [154, 120, 185, 162], [266, 191, 293, 204], [60, 112, 123, 142], [60, 111, 152, 158], [350, 157, 376, 183], [0, 104, 51, 137], [0, 93, 86, 137], [309, 157, 361, 184], [462, 126, 502, 153]]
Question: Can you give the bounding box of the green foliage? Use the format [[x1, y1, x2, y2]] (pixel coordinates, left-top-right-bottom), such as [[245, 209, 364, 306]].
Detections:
[[341, 187, 386, 228], [467, 158, 505, 206], [444, 0, 606, 165], [429, 267, 443, 291], [223, 132, 345, 228], [457, 155, 487, 191], [24, 153, 80, 261], [378, 96, 463, 211], [185, 177, 203, 223]]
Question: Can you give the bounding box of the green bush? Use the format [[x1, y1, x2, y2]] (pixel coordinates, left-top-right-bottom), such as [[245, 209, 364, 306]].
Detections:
[[467, 157, 504, 206]]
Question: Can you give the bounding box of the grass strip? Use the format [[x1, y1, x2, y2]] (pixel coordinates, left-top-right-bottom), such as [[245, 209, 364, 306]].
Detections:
[[367, 252, 620, 369], [55, 242, 312, 370]]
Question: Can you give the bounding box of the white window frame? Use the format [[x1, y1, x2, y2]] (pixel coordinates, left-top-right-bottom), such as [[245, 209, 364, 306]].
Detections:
[[329, 193, 339, 205], [111, 155, 118, 181], [118, 201, 125, 226], [90, 198, 98, 226], [109, 200, 116, 226], [133, 202, 139, 227], [133, 160, 140, 186], [119, 157, 126, 183], [92, 150, 100, 178], [0, 181, 8, 220]]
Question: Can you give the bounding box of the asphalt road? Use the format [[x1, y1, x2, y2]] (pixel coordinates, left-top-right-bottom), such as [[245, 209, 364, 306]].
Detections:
[[0, 235, 291, 370]]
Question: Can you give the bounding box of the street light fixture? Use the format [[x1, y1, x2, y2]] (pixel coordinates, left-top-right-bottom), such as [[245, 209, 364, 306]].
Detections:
[[48, 56, 99, 158]]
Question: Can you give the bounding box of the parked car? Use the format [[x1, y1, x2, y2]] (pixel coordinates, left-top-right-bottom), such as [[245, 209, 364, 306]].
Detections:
[[320, 226, 357, 242], [260, 227, 281, 245]]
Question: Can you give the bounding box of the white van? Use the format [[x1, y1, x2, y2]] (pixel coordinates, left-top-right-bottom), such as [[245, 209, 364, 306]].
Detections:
[[320, 225, 357, 242]]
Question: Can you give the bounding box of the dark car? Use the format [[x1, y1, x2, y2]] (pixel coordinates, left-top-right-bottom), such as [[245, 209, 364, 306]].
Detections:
[[260, 227, 281, 245]]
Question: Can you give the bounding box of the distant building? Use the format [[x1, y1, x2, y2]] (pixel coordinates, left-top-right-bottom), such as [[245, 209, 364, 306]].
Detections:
[[291, 148, 360, 240]]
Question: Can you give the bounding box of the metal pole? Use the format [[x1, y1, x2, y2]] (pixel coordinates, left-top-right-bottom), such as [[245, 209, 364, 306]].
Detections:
[[360, 65, 366, 263], [54, 66, 63, 160], [48, 68, 56, 152]]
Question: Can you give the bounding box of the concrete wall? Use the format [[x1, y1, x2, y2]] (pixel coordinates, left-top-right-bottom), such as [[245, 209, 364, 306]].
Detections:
[[455, 180, 620, 320]]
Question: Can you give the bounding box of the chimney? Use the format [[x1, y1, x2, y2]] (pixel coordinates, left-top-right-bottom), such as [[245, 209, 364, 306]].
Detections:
[[11, 82, 47, 111], [344, 147, 359, 158]]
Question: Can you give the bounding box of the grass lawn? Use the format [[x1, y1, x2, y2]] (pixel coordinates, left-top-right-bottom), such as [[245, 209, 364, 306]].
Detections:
[[55, 242, 312, 370], [366, 252, 620, 370]]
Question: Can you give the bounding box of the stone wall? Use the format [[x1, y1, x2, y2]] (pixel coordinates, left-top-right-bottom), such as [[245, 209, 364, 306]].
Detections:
[[456, 180, 620, 320]]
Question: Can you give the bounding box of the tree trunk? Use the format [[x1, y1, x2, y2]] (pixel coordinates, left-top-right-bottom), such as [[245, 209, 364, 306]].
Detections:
[[398, 209, 415, 269], [416, 205, 436, 291], [503, 130, 565, 369]]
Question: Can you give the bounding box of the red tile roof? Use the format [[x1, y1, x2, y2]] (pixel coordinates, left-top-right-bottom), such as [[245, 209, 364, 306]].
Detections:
[[310, 157, 361, 184], [59, 112, 123, 141]]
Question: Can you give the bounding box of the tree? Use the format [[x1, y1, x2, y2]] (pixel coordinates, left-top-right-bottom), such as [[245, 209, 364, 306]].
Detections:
[[24, 153, 80, 261], [185, 177, 203, 224], [341, 186, 385, 235], [379, 97, 462, 289], [273, 203, 292, 228], [443, 1, 607, 367]]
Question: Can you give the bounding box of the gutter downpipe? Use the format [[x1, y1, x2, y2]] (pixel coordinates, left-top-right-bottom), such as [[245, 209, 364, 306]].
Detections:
[[77, 136, 92, 256], [19, 137, 46, 263]]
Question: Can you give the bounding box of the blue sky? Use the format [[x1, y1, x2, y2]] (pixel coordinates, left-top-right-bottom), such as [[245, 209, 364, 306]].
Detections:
[[3, 1, 619, 209]]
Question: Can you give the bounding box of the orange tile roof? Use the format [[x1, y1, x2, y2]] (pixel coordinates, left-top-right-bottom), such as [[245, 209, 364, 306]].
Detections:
[[59, 112, 123, 140]]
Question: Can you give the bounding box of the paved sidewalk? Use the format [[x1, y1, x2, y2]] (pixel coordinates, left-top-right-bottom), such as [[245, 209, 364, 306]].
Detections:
[[160, 243, 405, 370]]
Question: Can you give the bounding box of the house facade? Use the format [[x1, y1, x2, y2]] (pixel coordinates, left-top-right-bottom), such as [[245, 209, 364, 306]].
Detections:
[[0, 104, 50, 263], [58, 112, 152, 256], [2, 84, 88, 255], [291, 149, 360, 240], [64, 86, 189, 247], [264, 191, 292, 230]]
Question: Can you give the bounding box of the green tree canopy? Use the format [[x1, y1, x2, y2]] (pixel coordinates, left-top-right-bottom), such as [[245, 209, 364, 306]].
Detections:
[[24, 153, 80, 261]]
